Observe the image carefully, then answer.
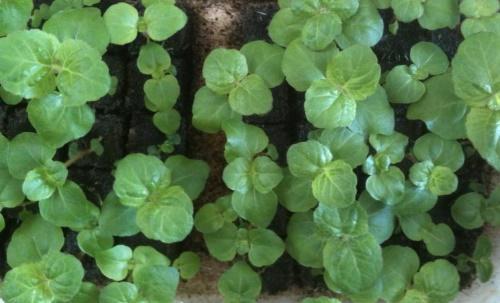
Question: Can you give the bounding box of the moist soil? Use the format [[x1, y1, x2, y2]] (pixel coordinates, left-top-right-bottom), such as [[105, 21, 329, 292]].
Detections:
[[0, 0, 492, 297]]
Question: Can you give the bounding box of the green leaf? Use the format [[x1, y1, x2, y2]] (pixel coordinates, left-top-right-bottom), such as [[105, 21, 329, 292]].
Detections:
[[305, 79, 357, 129], [287, 140, 332, 178], [383, 65, 425, 104], [369, 132, 408, 164], [421, 223, 455, 256], [399, 289, 429, 303], [165, 155, 210, 200], [99, 282, 140, 303], [407, 73, 468, 140], [323, 234, 383, 294], [7, 214, 64, 268], [49, 0, 83, 16], [326, 44, 381, 101], [240, 40, 285, 88], [136, 186, 194, 243], [142, 0, 176, 6], [0, 30, 60, 99], [77, 228, 114, 257], [350, 86, 395, 136], [22, 160, 67, 201], [195, 203, 226, 234], [103, 3, 139, 45], [192, 86, 240, 134], [399, 212, 433, 241], [73, 282, 99, 303], [380, 245, 420, 303], [302, 297, 341, 303], [312, 160, 357, 208], [39, 181, 99, 230], [0, 170, 24, 208], [358, 191, 395, 243], [0, 0, 33, 36], [473, 234, 493, 259], [222, 120, 268, 162], [1, 251, 84, 303], [460, 0, 499, 18], [268, 8, 307, 47], [173, 251, 200, 280], [317, 128, 369, 168], [231, 190, 278, 228], [465, 107, 500, 170], [153, 109, 181, 135], [391, 0, 424, 22], [413, 259, 460, 303], [314, 203, 369, 237], [202, 48, 248, 95], [248, 228, 285, 267], [133, 246, 171, 272], [276, 169, 317, 212], [250, 156, 283, 194], [144, 75, 180, 112], [54, 39, 111, 104], [282, 38, 338, 91], [0, 86, 23, 105], [218, 262, 262, 303], [413, 133, 465, 171], [482, 186, 500, 226], [393, 183, 438, 216], [301, 13, 342, 51], [99, 192, 140, 237], [144, 3, 187, 41], [286, 212, 328, 268], [223, 157, 253, 193], [7, 132, 56, 180], [418, 0, 460, 30], [452, 32, 500, 107], [476, 257, 494, 283], [27, 93, 95, 148], [113, 153, 170, 208], [204, 222, 238, 261], [335, 0, 384, 49], [451, 192, 485, 229], [461, 14, 500, 38], [137, 42, 171, 76], [410, 42, 449, 76], [366, 166, 405, 206], [428, 166, 458, 196], [133, 265, 179, 303], [96, 245, 133, 281], [43, 7, 110, 54], [229, 74, 273, 115]]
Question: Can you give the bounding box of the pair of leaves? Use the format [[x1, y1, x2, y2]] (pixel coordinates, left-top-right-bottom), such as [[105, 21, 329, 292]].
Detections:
[[194, 196, 238, 234], [223, 156, 283, 194], [391, 0, 460, 30], [104, 2, 187, 44], [451, 186, 500, 229], [218, 262, 262, 303]]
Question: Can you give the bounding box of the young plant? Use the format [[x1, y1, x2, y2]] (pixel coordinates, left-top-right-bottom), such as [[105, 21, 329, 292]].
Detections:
[[390, 0, 460, 30]]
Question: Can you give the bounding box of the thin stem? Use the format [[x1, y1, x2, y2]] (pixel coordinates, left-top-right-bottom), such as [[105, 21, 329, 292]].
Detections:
[[64, 149, 94, 167]]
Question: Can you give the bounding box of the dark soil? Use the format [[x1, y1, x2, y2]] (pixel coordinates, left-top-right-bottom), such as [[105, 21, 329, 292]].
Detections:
[[0, 0, 489, 297]]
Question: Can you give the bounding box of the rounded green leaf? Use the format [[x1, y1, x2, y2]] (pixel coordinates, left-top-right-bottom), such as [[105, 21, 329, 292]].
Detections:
[[301, 13, 342, 51], [228, 74, 273, 115], [133, 246, 171, 271], [350, 86, 395, 136], [282, 38, 338, 91], [317, 127, 369, 168], [466, 107, 500, 170], [286, 212, 328, 268], [231, 190, 278, 228], [482, 187, 500, 226], [369, 132, 408, 164], [7, 214, 64, 268], [96, 245, 133, 281], [195, 203, 225, 234], [383, 65, 425, 104], [165, 155, 210, 200], [22, 160, 67, 201], [218, 262, 262, 303], [28, 93, 95, 148], [223, 157, 252, 193], [287, 140, 332, 178], [276, 169, 317, 212], [359, 191, 395, 243], [268, 8, 307, 47], [413, 133, 465, 172], [391, 0, 424, 22], [133, 265, 179, 303], [192, 86, 240, 134], [366, 166, 405, 206], [0, 30, 60, 99], [451, 192, 485, 229], [407, 73, 468, 140], [153, 109, 181, 135], [413, 259, 460, 303], [399, 213, 433, 241], [312, 160, 357, 208], [326, 44, 381, 101], [380, 245, 420, 302], [240, 40, 285, 88], [43, 8, 110, 54], [418, 0, 460, 30], [410, 42, 449, 76], [452, 32, 500, 107], [0, 0, 33, 36], [251, 156, 283, 193], [99, 282, 139, 303], [77, 228, 114, 257], [113, 153, 170, 207], [144, 75, 180, 112], [0, 170, 24, 208], [313, 203, 369, 237], [144, 3, 187, 41], [248, 228, 285, 267], [99, 192, 140, 237], [428, 166, 458, 196], [1, 252, 84, 303], [73, 282, 99, 303], [393, 183, 438, 216], [173, 251, 200, 280], [202, 48, 248, 95], [7, 132, 56, 180], [137, 42, 171, 76], [136, 186, 193, 243], [460, 0, 499, 18], [305, 79, 357, 129], [204, 222, 238, 261], [323, 234, 383, 294], [461, 14, 500, 38], [222, 120, 269, 162], [422, 223, 455, 256], [39, 181, 100, 230], [104, 3, 139, 45]]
